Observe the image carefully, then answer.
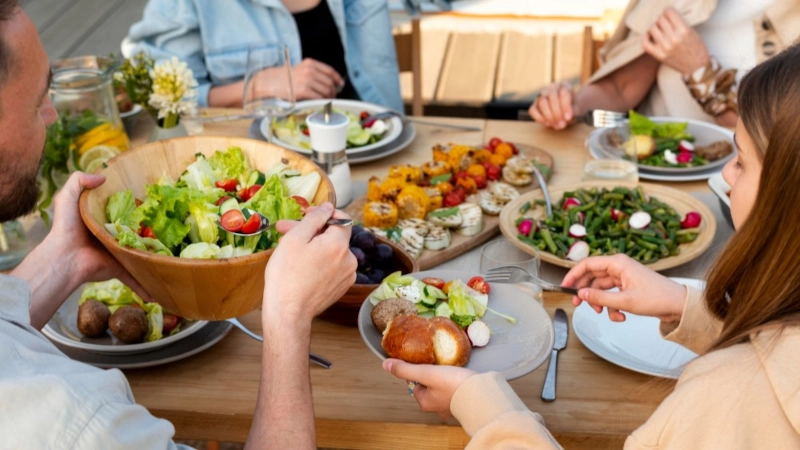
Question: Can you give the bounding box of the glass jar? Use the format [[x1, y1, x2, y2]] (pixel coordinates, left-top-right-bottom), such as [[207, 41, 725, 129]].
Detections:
[[49, 56, 130, 174]]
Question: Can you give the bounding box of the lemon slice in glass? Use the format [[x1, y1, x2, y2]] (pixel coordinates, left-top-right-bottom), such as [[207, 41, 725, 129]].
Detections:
[[79, 145, 120, 174]]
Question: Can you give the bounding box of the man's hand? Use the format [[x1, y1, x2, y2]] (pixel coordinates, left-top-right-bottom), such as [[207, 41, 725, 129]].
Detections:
[[13, 172, 149, 328], [288, 58, 345, 100], [642, 8, 710, 77], [262, 203, 356, 325], [528, 82, 576, 130]]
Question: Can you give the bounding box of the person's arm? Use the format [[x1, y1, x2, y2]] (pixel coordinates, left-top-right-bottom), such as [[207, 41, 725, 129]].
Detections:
[[659, 286, 723, 355], [11, 173, 150, 329], [245, 204, 357, 449]]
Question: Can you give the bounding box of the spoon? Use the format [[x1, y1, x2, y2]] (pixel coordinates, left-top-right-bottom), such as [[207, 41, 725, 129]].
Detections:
[[226, 318, 332, 369], [218, 209, 353, 237]]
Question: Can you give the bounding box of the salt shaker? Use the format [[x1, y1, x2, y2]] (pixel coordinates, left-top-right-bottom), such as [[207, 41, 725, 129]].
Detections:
[[306, 103, 353, 207]]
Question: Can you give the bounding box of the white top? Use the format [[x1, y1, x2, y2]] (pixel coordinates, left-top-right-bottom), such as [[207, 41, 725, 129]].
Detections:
[[695, 0, 776, 81], [0, 275, 191, 450]]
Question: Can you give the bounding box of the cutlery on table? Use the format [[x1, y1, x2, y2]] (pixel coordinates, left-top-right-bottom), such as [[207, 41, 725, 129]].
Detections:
[[483, 266, 578, 295], [519, 109, 628, 128], [196, 113, 259, 123], [542, 308, 568, 402], [226, 318, 333, 369], [217, 209, 353, 237], [360, 111, 482, 132]]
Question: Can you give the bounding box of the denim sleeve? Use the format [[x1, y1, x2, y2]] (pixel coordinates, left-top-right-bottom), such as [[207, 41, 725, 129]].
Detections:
[[127, 0, 212, 106]]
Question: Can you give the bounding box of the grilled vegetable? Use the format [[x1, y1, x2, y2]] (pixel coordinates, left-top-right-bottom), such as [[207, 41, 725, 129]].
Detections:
[[427, 207, 463, 228], [378, 177, 408, 202], [397, 218, 430, 237], [502, 164, 532, 186], [422, 160, 451, 178], [478, 191, 504, 215], [389, 164, 422, 184], [396, 185, 431, 220], [367, 176, 382, 202], [489, 182, 520, 203], [424, 225, 451, 250], [456, 203, 483, 236], [398, 227, 425, 259], [363, 202, 399, 228]]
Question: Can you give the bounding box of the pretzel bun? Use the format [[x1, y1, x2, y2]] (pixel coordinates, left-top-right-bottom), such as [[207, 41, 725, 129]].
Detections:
[[381, 315, 471, 367]]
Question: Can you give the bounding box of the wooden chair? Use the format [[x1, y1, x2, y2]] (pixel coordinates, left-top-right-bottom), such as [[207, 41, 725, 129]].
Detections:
[[393, 17, 423, 116], [581, 25, 605, 84]]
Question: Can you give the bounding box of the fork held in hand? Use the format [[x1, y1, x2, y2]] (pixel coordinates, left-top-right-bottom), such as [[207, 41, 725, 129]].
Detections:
[[483, 266, 578, 295]]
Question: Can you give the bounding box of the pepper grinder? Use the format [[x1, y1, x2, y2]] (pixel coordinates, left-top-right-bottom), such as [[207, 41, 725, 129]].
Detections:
[[306, 102, 353, 207]]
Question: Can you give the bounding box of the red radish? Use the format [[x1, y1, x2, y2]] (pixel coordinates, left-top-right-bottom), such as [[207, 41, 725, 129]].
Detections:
[[629, 211, 652, 229], [466, 320, 491, 347], [610, 208, 625, 221], [678, 140, 695, 152], [518, 218, 534, 236], [681, 211, 702, 229], [664, 150, 678, 165], [576, 211, 585, 224], [566, 241, 590, 262], [569, 223, 587, 238], [677, 151, 693, 164], [563, 197, 582, 209]]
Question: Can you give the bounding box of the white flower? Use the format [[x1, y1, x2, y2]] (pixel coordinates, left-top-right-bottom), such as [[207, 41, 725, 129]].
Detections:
[[148, 57, 198, 119]]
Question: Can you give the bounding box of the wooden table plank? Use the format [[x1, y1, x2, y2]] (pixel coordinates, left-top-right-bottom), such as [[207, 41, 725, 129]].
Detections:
[[435, 32, 502, 104], [494, 31, 553, 102], [38, 0, 123, 59], [22, 0, 72, 32], [68, 0, 146, 57]]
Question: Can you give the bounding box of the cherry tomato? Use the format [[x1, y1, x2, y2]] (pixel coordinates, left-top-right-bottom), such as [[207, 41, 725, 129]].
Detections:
[[220, 209, 245, 232], [292, 195, 310, 210], [488, 137, 502, 151], [134, 198, 143, 207], [301, 127, 310, 136], [486, 164, 501, 181], [237, 187, 250, 202], [467, 276, 491, 295], [215, 196, 231, 206], [443, 191, 463, 207], [215, 179, 238, 192], [240, 212, 262, 234], [417, 178, 431, 187], [507, 141, 519, 155], [140, 226, 157, 239], [363, 119, 376, 128], [473, 174, 487, 190], [442, 280, 456, 294], [162, 313, 181, 334], [422, 277, 446, 290], [359, 111, 370, 120], [247, 184, 262, 200], [452, 170, 469, 181]]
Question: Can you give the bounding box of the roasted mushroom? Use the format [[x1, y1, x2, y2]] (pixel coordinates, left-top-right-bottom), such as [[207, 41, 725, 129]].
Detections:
[[77, 299, 110, 338], [108, 306, 149, 344]]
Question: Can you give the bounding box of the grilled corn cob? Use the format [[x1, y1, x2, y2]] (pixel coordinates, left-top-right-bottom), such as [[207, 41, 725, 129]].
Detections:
[[395, 185, 431, 220], [363, 202, 399, 228]]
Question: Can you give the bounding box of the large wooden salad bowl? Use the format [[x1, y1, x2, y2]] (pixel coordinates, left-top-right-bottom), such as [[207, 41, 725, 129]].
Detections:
[[79, 136, 335, 321]]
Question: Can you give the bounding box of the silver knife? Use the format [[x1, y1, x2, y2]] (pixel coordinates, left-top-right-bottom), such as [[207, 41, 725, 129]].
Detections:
[[542, 308, 568, 402]]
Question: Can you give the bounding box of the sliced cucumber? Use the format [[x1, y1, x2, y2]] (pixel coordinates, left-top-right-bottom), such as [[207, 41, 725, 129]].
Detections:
[[434, 302, 453, 318], [348, 130, 372, 146], [419, 295, 438, 309], [246, 170, 266, 187], [418, 311, 435, 319], [416, 303, 433, 314], [423, 285, 447, 300], [219, 198, 239, 215]]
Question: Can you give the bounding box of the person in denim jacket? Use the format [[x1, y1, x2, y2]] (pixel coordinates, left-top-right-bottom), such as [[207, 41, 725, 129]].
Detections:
[[127, 0, 403, 111]]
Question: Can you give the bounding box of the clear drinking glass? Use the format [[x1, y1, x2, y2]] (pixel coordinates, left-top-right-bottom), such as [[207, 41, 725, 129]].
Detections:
[[582, 156, 639, 183], [243, 43, 295, 143], [480, 239, 543, 305]]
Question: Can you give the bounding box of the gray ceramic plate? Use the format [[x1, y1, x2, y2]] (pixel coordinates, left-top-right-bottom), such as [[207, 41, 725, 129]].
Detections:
[[587, 117, 735, 176], [51, 321, 233, 369], [358, 270, 555, 381], [43, 286, 209, 355]]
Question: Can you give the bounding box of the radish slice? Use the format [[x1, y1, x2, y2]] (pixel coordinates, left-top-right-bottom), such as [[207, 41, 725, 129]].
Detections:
[[610, 208, 625, 221], [664, 150, 678, 165], [466, 320, 491, 347], [518, 218, 534, 236], [563, 197, 581, 209], [629, 211, 651, 229], [576, 212, 585, 224], [569, 223, 587, 238], [677, 151, 693, 164], [680, 211, 702, 229], [566, 241, 590, 261], [678, 140, 695, 152]]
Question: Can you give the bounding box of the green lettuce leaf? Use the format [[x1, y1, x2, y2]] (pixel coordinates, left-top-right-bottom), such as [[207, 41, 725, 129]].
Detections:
[[79, 279, 141, 311], [628, 110, 656, 136], [653, 121, 691, 140], [368, 271, 417, 305], [208, 146, 250, 183], [135, 184, 193, 249], [106, 191, 137, 226], [447, 280, 478, 317], [180, 155, 219, 192], [450, 314, 476, 328], [116, 230, 172, 256], [142, 302, 164, 342], [180, 242, 221, 259]]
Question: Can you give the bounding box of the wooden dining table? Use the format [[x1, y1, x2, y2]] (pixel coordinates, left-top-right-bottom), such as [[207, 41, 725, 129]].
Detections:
[[114, 110, 734, 450]]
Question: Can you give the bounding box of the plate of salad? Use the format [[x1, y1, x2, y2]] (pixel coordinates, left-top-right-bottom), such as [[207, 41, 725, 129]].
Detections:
[[102, 146, 322, 260], [266, 99, 403, 155], [43, 279, 208, 355], [588, 112, 735, 176], [358, 270, 554, 381]]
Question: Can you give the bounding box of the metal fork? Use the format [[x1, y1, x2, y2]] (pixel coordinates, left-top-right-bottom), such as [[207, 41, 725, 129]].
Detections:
[[483, 266, 578, 295], [360, 110, 482, 132], [519, 109, 627, 128], [226, 318, 333, 369]]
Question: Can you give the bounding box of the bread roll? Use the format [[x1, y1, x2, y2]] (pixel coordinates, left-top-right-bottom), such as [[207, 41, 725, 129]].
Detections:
[[382, 314, 435, 364], [381, 315, 471, 367]]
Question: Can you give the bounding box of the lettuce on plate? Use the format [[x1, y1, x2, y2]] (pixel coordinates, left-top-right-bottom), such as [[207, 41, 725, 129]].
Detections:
[[629, 110, 691, 140], [79, 279, 164, 342], [368, 271, 417, 305]]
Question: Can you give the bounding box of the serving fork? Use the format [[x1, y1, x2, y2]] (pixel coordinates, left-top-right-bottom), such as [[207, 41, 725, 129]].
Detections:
[[483, 266, 578, 295]]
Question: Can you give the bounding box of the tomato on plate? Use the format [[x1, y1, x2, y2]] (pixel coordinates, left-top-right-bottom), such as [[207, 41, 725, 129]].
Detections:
[[422, 277, 446, 290], [485, 163, 501, 181], [359, 111, 370, 121], [216, 196, 231, 206], [220, 209, 245, 232], [162, 313, 180, 334], [443, 191, 464, 207], [301, 127, 310, 136], [473, 175, 487, 190], [240, 212, 262, 234], [140, 226, 157, 239], [215, 179, 238, 192], [488, 137, 502, 151], [468, 276, 491, 295], [292, 195, 310, 210]]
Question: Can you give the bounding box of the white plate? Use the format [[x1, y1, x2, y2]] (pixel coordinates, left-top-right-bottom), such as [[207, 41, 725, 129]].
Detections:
[[708, 172, 733, 227], [51, 321, 233, 369], [262, 99, 403, 155], [572, 277, 701, 379], [358, 270, 554, 381], [587, 117, 735, 182], [43, 286, 209, 355]]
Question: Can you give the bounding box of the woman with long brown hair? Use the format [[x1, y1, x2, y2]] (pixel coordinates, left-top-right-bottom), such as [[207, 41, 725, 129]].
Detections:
[[383, 43, 800, 449]]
